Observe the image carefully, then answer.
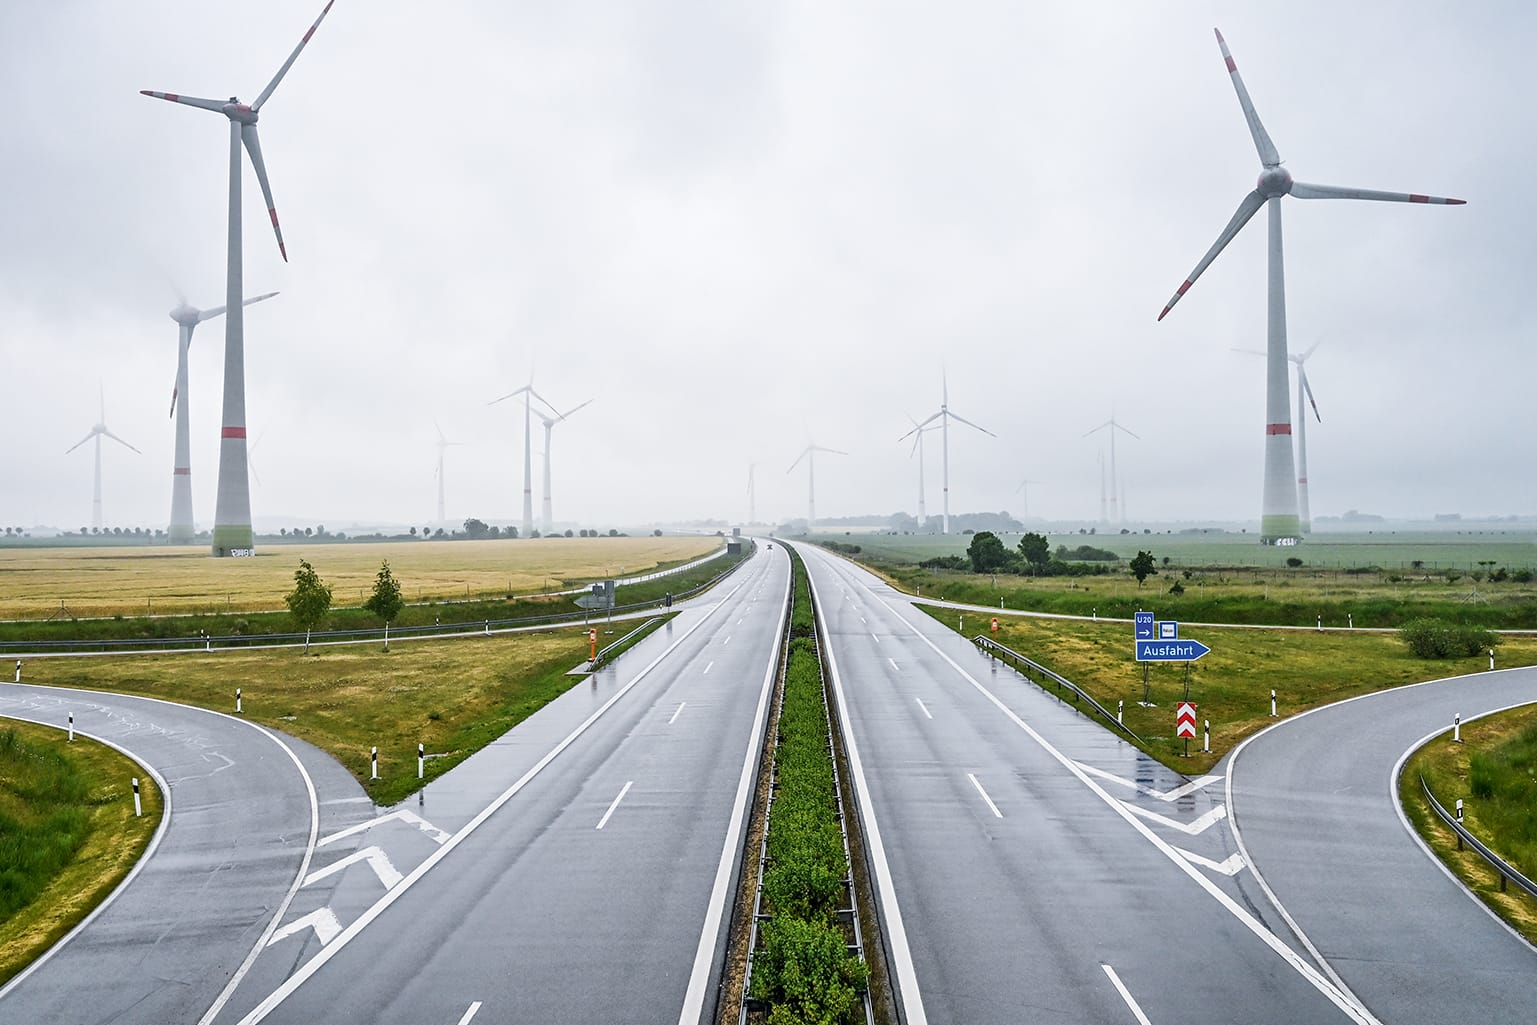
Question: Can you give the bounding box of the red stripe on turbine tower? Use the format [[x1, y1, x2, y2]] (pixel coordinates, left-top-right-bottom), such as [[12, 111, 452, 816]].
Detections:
[[1266, 423, 1292, 435], [174, 467, 191, 475], [222, 426, 247, 439]]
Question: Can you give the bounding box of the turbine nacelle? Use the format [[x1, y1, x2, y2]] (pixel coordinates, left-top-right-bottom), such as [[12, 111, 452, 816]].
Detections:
[[1257, 166, 1293, 198], [169, 304, 199, 326], [223, 100, 257, 125]]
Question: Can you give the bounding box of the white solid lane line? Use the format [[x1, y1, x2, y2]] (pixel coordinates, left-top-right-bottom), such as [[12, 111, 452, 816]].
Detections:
[[1101, 964, 1153, 1025], [596, 781, 634, 830], [915, 697, 933, 720], [455, 1001, 483, 1025], [704, 661, 714, 675], [889, 658, 900, 671], [668, 702, 686, 725], [967, 773, 1004, 819]]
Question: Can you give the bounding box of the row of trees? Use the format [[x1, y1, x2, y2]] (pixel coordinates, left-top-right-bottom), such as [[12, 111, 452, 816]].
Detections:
[[958, 531, 1160, 586], [284, 559, 403, 653]]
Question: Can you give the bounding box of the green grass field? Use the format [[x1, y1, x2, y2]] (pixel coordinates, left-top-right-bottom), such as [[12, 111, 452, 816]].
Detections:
[[0, 720, 162, 986]]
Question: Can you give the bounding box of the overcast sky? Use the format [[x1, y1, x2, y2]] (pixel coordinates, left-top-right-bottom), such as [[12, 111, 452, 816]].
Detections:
[[2, 2, 1530, 534]]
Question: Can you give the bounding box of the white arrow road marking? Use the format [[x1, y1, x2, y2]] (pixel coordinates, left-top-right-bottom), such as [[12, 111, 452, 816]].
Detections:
[[455, 1003, 483, 1025], [967, 773, 1003, 818], [915, 698, 933, 720], [1174, 847, 1246, 876], [266, 908, 341, 948], [1119, 801, 1228, 836], [1074, 761, 1223, 802], [302, 846, 402, 890], [318, 808, 449, 847], [1101, 964, 1153, 1025]]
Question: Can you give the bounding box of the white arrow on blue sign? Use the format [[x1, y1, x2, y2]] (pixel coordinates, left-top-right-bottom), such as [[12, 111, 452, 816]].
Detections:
[[1135, 638, 1212, 662], [1134, 611, 1154, 639]]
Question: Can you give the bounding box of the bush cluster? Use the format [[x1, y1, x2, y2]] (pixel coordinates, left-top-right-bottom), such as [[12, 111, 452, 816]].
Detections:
[[1399, 618, 1497, 659], [751, 554, 867, 1022]]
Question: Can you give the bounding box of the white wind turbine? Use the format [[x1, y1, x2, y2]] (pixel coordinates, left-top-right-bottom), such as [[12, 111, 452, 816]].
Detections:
[[787, 444, 847, 532], [488, 379, 540, 539], [1236, 342, 1323, 533], [67, 389, 140, 531], [899, 373, 994, 535], [746, 462, 757, 525], [1158, 28, 1463, 544], [433, 420, 465, 526], [1084, 416, 1138, 525], [165, 291, 276, 545], [902, 416, 941, 528], [1014, 479, 1043, 521], [142, 0, 339, 557], [533, 396, 592, 533]]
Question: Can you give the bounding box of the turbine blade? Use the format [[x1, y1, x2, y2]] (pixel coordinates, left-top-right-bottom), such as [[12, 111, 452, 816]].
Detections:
[[252, 0, 338, 111], [946, 410, 996, 437], [1300, 338, 1322, 361], [169, 386, 178, 419], [1113, 422, 1141, 440], [488, 385, 532, 406], [139, 90, 227, 113], [898, 410, 943, 440], [1300, 367, 1321, 422], [1289, 181, 1466, 205], [199, 290, 279, 324], [104, 430, 141, 454], [1214, 29, 1280, 167], [1158, 189, 1266, 321], [558, 398, 595, 421], [65, 431, 94, 454], [787, 450, 808, 473], [240, 125, 287, 261], [1230, 347, 1266, 357]]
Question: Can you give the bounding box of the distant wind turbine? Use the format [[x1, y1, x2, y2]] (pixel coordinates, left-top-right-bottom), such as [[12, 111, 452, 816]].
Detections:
[[746, 462, 757, 525], [67, 388, 140, 531], [1014, 479, 1043, 521], [899, 372, 994, 535], [902, 416, 941, 528], [787, 444, 847, 532], [488, 375, 543, 538], [165, 291, 276, 544], [143, 1, 339, 556], [533, 396, 592, 533], [1157, 28, 1463, 544], [1084, 415, 1138, 525], [433, 421, 464, 525], [1236, 342, 1323, 533]]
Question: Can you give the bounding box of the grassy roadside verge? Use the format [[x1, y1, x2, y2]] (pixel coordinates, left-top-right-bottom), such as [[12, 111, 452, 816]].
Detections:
[[927, 607, 1537, 774], [0, 720, 162, 986], [1400, 705, 1537, 946]]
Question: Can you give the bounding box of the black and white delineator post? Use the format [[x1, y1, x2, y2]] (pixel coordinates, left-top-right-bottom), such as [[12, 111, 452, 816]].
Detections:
[[1203, 719, 1211, 753], [132, 778, 142, 817], [13, 660, 19, 682], [1270, 689, 1277, 717], [236, 687, 242, 714], [1117, 700, 1124, 726], [1490, 648, 1496, 671], [417, 742, 424, 780], [68, 713, 74, 742], [1454, 713, 1462, 743], [370, 746, 378, 780]]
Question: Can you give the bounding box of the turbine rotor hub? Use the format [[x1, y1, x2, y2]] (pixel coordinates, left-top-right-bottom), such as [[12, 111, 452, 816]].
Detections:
[[1257, 166, 1293, 199], [221, 99, 258, 125]]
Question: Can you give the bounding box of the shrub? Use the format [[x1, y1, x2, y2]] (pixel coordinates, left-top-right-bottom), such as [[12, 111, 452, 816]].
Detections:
[[1400, 618, 1497, 659]]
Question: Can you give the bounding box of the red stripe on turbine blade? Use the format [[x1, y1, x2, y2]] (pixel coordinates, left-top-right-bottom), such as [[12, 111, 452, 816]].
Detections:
[[268, 207, 280, 227], [1447, 198, 1467, 205], [1226, 56, 1237, 72], [1176, 280, 1192, 296], [1266, 423, 1292, 435], [303, 27, 315, 42], [278, 242, 289, 262], [1409, 194, 1429, 203], [222, 427, 248, 439]]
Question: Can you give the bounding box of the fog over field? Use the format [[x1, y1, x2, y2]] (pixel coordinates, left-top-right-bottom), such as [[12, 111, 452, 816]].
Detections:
[[1, 1, 1531, 534]]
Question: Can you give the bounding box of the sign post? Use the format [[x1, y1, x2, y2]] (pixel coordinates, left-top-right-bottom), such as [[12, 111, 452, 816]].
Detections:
[[1176, 701, 1198, 758]]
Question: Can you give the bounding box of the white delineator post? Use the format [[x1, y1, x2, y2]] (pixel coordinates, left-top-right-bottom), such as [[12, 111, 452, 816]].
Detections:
[[13, 660, 19, 683], [236, 687, 242, 714], [1117, 700, 1124, 726], [418, 742, 424, 780], [1270, 689, 1277, 717], [132, 778, 142, 817], [371, 746, 378, 780], [1453, 713, 1462, 743], [1204, 719, 1211, 753], [1490, 648, 1495, 671], [68, 713, 74, 742]]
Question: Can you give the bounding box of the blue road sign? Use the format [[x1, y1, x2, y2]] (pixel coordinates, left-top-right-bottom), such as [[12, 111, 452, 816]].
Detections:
[[1134, 611, 1154, 639], [1136, 638, 1211, 662], [1158, 621, 1178, 640]]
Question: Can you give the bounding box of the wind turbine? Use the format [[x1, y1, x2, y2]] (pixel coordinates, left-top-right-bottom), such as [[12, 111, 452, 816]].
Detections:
[[534, 396, 592, 533], [488, 378, 541, 538], [1084, 416, 1138, 525], [165, 291, 277, 545], [142, 1, 339, 557], [1157, 28, 1463, 545], [67, 389, 140, 531], [433, 421, 464, 526], [746, 463, 757, 525], [786, 444, 847, 532], [1235, 342, 1323, 533], [899, 373, 994, 535], [1014, 479, 1043, 521], [902, 416, 941, 528]]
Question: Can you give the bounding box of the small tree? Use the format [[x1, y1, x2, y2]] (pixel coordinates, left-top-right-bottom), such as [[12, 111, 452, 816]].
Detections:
[[285, 559, 333, 654], [1129, 550, 1158, 588], [363, 560, 405, 651], [967, 531, 1011, 573], [1017, 532, 1050, 575]]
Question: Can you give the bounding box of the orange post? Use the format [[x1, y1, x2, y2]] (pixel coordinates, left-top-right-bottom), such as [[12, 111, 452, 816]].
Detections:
[[589, 627, 598, 661], [990, 617, 1000, 633]]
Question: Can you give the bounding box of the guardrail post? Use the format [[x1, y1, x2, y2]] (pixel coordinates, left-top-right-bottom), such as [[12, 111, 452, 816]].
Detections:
[[132, 778, 142, 817], [1453, 713, 1462, 743], [236, 687, 242, 714], [371, 746, 379, 780]]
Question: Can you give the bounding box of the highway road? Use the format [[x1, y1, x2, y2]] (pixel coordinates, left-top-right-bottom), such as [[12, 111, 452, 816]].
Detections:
[[0, 684, 371, 1025], [1230, 667, 1537, 1024], [795, 541, 1375, 1025], [213, 541, 790, 1025]]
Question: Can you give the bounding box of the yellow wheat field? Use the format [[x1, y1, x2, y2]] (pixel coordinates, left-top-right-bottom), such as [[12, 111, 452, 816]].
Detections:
[[0, 536, 720, 619]]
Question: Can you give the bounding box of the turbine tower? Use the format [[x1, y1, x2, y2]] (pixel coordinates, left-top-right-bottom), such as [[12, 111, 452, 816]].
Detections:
[[902, 416, 941, 528], [534, 396, 592, 534], [1084, 416, 1138, 525], [746, 462, 756, 525], [166, 291, 277, 544], [67, 389, 140, 531], [1158, 28, 1463, 545], [433, 420, 465, 526], [143, 0, 339, 557], [786, 444, 847, 532], [1014, 479, 1042, 521], [1235, 342, 1323, 533], [899, 372, 994, 535], [488, 379, 539, 538]]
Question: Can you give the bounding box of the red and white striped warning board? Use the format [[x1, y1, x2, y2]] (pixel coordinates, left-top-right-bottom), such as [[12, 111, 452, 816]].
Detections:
[[1176, 701, 1198, 739]]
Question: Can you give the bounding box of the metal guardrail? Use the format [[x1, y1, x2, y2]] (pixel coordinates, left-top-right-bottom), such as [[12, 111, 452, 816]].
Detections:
[[0, 547, 750, 657], [588, 617, 665, 672], [973, 634, 1142, 742], [1419, 775, 1537, 899]]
